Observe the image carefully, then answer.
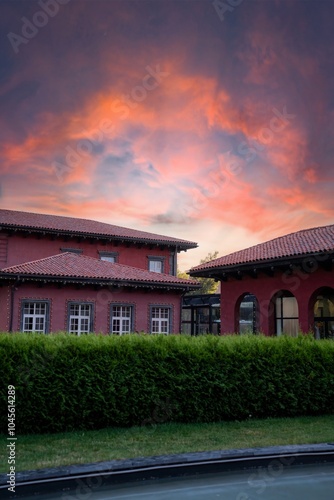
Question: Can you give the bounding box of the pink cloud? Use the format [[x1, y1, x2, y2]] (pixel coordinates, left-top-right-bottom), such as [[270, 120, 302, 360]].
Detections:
[[1, 0, 333, 267]]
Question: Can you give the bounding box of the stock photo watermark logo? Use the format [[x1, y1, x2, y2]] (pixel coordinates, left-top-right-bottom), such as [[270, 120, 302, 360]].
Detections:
[[52, 65, 169, 182], [281, 251, 331, 296], [236, 106, 296, 163], [185, 105, 295, 217], [244, 248, 332, 334], [7, 385, 16, 493], [7, 0, 71, 54], [236, 453, 296, 500], [61, 396, 176, 500], [140, 396, 175, 432], [111, 65, 170, 120], [213, 0, 244, 22], [3, 350, 56, 491], [17, 350, 57, 390]]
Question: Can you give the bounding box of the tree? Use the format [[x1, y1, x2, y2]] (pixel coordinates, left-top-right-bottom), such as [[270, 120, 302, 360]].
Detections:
[[178, 251, 219, 295]]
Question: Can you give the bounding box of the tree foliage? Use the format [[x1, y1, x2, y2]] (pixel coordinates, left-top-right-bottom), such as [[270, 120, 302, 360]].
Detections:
[[178, 251, 219, 295]]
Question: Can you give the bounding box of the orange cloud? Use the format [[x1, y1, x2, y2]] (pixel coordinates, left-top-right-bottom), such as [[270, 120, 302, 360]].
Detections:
[[1, 1, 332, 265]]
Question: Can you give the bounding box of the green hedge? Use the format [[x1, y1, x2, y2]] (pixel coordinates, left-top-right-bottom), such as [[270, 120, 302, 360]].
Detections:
[[0, 333, 333, 434]]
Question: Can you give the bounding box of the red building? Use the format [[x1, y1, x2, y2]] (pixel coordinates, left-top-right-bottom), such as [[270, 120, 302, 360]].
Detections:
[[190, 225, 334, 338], [0, 209, 199, 334]]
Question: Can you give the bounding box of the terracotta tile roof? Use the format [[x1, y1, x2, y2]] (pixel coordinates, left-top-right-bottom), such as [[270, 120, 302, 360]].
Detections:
[[0, 209, 197, 249], [1, 252, 200, 289], [190, 224, 334, 273]]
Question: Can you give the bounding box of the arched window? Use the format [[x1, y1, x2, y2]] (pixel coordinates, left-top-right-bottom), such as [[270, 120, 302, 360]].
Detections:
[[313, 288, 334, 339], [237, 293, 258, 334], [274, 292, 299, 336]]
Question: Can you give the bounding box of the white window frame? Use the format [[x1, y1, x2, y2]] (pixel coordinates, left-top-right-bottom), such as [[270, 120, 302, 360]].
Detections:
[[150, 306, 171, 334], [21, 300, 49, 333], [68, 302, 94, 335], [148, 257, 164, 273], [110, 304, 134, 334]]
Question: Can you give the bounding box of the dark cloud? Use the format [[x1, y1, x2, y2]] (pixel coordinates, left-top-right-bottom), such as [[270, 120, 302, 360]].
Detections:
[[0, 0, 333, 267]]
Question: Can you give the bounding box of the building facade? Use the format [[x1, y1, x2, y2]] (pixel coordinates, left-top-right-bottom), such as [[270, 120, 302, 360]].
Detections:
[[190, 225, 334, 338], [0, 209, 199, 334], [181, 294, 221, 335]]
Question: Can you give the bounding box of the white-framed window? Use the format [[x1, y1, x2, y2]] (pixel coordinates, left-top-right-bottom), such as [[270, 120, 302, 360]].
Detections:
[[68, 302, 93, 335], [150, 306, 171, 334], [98, 251, 118, 263], [148, 257, 164, 273], [110, 305, 133, 334], [21, 301, 49, 333]]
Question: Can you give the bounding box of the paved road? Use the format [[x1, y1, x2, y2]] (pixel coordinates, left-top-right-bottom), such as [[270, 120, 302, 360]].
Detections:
[[22, 462, 334, 500]]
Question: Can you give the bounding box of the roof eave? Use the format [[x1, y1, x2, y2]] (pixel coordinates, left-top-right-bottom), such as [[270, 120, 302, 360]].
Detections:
[[190, 250, 334, 278], [0, 273, 201, 291], [0, 224, 197, 250]]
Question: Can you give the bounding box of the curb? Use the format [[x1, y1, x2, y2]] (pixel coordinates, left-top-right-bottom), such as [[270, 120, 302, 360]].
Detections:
[[1, 442, 334, 490]]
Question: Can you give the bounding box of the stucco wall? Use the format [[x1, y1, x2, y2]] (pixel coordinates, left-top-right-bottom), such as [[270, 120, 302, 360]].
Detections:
[[220, 266, 334, 335], [0, 286, 10, 331], [8, 283, 182, 334], [2, 233, 175, 274]]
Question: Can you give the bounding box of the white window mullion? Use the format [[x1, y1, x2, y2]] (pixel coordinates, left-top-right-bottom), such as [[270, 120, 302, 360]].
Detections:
[[151, 307, 170, 334], [111, 305, 132, 334], [69, 303, 92, 335], [22, 302, 47, 333]]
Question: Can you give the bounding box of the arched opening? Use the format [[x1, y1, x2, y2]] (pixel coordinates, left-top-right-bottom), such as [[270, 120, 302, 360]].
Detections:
[[311, 287, 334, 339], [272, 290, 299, 336], [235, 293, 259, 334]]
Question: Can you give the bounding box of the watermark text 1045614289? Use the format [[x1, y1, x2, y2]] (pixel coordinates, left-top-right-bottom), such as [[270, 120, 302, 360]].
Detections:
[[7, 385, 16, 493]]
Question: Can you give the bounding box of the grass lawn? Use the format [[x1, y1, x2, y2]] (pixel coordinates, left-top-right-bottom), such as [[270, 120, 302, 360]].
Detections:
[[1, 415, 333, 473]]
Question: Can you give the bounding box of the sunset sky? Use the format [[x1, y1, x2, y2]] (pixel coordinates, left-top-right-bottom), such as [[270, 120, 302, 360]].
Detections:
[[1, 0, 333, 271]]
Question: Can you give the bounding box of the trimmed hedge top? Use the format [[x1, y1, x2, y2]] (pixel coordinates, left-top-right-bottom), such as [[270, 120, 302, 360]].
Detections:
[[1, 333, 333, 434]]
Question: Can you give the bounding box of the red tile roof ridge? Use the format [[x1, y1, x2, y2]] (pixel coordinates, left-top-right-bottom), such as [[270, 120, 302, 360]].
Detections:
[[0, 208, 197, 248], [190, 223, 334, 272], [1, 252, 199, 286]]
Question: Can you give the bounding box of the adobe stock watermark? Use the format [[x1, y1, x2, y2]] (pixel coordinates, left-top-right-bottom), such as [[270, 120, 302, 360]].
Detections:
[[184, 105, 295, 217], [61, 396, 176, 500], [213, 0, 244, 22], [250, 249, 333, 337], [16, 350, 57, 391], [7, 385, 16, 494], [235, 106, 296, 163], [53, 65, 169, 182], [87, 285, 121, 316], [110, 65, 170, 120], [236, 453, 296, 499], [140, 396, 175, 434], [7, 0, 70, 55]]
